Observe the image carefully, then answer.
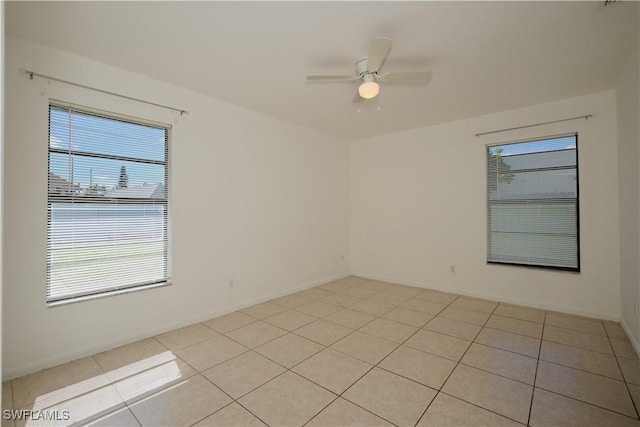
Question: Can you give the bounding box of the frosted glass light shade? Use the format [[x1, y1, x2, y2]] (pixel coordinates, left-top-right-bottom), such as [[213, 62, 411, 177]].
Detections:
[[358, 81, 380, 99]]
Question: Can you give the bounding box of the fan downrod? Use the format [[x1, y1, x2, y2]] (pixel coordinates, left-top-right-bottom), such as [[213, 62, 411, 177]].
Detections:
[[356, 57, 375, 78]]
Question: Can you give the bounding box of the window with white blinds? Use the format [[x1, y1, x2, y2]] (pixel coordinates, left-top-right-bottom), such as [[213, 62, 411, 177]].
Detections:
[[487, 134, 579, 271], [47, 103, 170, 305]]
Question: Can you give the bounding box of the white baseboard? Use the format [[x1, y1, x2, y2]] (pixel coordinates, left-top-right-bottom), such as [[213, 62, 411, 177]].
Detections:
[[4, 272, 350, 380], [620, 318, 640, 358], [183, 271, 351, 325], [8, 270, 626, 380], [351, 271, 620, 322]]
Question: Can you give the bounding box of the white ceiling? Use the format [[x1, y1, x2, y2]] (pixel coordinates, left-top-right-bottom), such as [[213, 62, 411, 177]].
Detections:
[[5, 1, 639, 141]]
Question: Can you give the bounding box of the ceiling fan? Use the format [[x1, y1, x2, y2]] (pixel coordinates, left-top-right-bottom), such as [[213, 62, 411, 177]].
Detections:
[[306, 37, 432, 103]]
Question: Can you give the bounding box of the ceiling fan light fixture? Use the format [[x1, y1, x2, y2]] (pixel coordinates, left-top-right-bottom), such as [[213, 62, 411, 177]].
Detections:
[[358, 80, 380, 99], [305, 37, 432, 104]]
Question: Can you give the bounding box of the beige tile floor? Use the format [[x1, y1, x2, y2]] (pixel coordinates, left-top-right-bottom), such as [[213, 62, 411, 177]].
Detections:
[[4, 276, 640, 426]]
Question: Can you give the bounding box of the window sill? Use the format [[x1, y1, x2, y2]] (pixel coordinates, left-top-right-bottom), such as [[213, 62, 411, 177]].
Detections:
[[47, 280, 171, 307]]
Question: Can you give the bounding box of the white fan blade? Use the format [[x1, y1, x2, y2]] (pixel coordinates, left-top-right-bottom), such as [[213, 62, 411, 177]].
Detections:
[[380, 71, 432, 84], [367, 37, 392, 72], [352, 90, 365, 104], [306, 75, 357, 81]]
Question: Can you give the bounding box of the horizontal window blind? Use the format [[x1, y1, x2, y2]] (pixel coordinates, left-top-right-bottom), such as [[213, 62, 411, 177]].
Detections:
[[47, 104, 170, 303], [487, 134, 579, 271]]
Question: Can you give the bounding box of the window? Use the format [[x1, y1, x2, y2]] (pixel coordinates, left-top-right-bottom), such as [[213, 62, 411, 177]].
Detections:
[[47, 103, 170, 304], [487, 134, 579, 271]]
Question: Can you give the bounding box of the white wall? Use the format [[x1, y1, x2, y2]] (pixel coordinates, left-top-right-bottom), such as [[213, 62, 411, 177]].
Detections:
[[2, 36, 350, 379], [3, 32, 635, 380], [0, 1, 5, 385], [617, 39, 640, 347], [351, 91, 621, 320]]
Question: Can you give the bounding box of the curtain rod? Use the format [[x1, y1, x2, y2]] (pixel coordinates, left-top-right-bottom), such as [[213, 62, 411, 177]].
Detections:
[[20, 68, 188, 116], [474, 114, 592, 137]]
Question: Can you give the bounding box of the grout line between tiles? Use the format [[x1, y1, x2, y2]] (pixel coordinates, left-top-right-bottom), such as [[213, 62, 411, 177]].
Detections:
[[540, 335, 616, 356], [138, 295, 625, 425], [14, 278, 639, 427], [304, 399, 397, 427], [222, 287, 408, 426], [331, 293, 458, 427], [105, 337, 205, 419], [295, 350, 406, 427], [543, 322, 609, 338], [126, 404, 145, 427], [186, 400, 234, 427], [441, 298, 497, 375], [287, 361, 392, 426], [195, 373, 273, 427], [482, 324, 542, 341], [435, 391, 528, 426], [299, 395, 342, 427], [334, 369, 411, 427], [472, 331, 540, 357], [526, 306, 546, 426], [455, 360, 535, 387], [534, 385, 640, 421], [35, 355, 135, 426], [537, 354, 625, 382], [606, 322, 640, 420], [208, 318, 375, 423], [414, 295, 497, 426]]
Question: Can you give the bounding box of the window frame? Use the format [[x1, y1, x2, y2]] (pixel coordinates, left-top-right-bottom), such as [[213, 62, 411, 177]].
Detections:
[[47, 100, 171, 306], [486, 133, 581, 273]]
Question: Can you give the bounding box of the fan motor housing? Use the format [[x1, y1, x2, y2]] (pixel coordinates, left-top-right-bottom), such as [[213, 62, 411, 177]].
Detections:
[[356, 57, 373, 77]]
